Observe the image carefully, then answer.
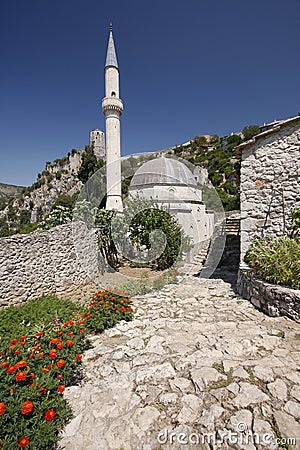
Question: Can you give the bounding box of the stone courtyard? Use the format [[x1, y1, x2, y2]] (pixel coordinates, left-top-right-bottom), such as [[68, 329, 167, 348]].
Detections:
[[58, 274, 300, 450]]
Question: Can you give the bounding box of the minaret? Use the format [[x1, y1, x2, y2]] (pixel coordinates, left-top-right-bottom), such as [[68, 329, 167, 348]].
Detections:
[[102, 23, 123, 211]]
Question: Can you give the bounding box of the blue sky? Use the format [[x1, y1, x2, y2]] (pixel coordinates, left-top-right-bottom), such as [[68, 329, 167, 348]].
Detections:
[[1, 0, 299, 186]]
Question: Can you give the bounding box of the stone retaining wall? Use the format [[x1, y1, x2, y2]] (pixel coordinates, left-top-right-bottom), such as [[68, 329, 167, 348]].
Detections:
[[237, 268, 300, 323], [0, 222, 102, 308]]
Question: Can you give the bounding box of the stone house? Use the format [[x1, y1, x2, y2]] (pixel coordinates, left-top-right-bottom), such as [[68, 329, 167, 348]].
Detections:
[[237, 114, 300, 265]]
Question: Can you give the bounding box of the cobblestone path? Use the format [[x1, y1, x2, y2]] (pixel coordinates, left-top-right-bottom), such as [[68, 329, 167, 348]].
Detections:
[[59, 276, 300, 450]]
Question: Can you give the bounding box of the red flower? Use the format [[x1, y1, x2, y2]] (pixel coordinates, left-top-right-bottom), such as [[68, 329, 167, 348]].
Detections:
[[18, 436, 29, 447], [15, 372, 26, 382], [21, 401, 34, 415], [80, 328, 85, 333], [56, 359, 65, 368], [76, 354, 82, 361], [1, 361, 9, 369], [57, 343, 64, 349], [121, 306, 126, 313], [44, 409, 55, 421], [49, 349, 57, 359], [57, 384, 65, 394], [10, 339, 18, 345], [67, 332, 73, 336], [66, 340, 73, 347], [14, 350, 21, 355], [57, 373, 63, 379], [20, 336, 26, 341], [36, 331, 44, 337], [40, 387, 47, 395], [0, 402, 6, 416], [39, 351, 45, 358]]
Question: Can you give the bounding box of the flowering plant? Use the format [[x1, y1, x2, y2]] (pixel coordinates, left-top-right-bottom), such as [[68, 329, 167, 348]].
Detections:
[[0, 290, 133, 449], [244, 235, 300, 289]]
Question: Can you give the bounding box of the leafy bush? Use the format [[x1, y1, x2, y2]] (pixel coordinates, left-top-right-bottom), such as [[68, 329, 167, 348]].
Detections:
[[38, 206, 73, 231], [0, 291, 133, 449], [243, 125, 260, 141], [244, 235, 300, 289], [290, 208, 300, 238]]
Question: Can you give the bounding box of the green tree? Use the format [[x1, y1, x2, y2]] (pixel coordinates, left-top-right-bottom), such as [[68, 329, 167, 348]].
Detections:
[[243, 125, 260, 141], [77, 146, 104, 183]]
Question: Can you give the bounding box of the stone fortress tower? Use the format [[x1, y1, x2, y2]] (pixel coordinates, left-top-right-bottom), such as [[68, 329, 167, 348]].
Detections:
[[89, 129, 105, 160], [102, 23, 123, 211]]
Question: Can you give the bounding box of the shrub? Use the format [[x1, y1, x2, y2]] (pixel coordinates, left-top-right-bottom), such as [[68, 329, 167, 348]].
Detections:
[[38, 206, 73, 231], [244, 235, 300, 289], [0, 292, 133, 449]]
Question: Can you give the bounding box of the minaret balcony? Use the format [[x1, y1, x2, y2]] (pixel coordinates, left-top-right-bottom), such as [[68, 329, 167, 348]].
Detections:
[[102, 97, 123, 115]]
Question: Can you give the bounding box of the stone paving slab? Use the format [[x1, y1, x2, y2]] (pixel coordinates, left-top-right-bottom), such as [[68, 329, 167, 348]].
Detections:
[[58, 277, 300, 450]]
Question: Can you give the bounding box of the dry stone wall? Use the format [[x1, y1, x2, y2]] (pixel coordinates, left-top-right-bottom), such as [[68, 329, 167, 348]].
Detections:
[[0, 222, 102, 308], [240, 119, 300, 262], [237, 268, 300, 323]]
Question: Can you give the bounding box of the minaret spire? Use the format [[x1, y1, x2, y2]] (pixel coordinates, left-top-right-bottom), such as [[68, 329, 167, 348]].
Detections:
[[105, 22, 119, 69], [102, 24, 123, 212]]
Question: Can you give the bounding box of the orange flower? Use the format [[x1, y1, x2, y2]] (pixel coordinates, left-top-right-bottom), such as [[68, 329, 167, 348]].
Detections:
[[44, 409, 55, 421], [28, 353, 35, 359], [57, 384, 65, 394], [57, 343, 63, 349], [21, 401, 34, 415], [66, 340, 73, 347], [56, 359, 65, 368], [67, 332, 73, 336], [42, 368, 49, 373], [36, 331, 44, 337], [15, 361, 27, 369], [18, 436, 29, 447], [15, 372, 26, 382], [57, 331, 63, 336], [50, 338, 60, 345], [20, 336, 26, 341], [80, 329, 85, 333], [40, 387, 47, 395], [30, 372, 35, 379], [49, 349, 57, 359], [0, 402, 6, 416], [14, 350, 21, 355], [20, 341, 26, 346], [10, 339, 18, 345], [10, 388, 15, 395], [57, 374, 63, 379], [1, 361, 9, 369], [76, 354, 82, 361], [121, 306, 126, 313]]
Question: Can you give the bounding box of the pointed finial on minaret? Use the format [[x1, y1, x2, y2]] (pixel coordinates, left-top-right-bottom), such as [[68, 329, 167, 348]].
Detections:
[[105, 22, 118, 68]]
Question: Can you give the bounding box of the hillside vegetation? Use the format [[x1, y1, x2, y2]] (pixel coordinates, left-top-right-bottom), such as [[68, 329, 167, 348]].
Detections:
[[0, 125, 261, 237]]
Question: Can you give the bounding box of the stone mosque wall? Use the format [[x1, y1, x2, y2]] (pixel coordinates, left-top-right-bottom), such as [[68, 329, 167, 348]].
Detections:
[[239, 117, 300, 263], [0, 222, 101, 308]]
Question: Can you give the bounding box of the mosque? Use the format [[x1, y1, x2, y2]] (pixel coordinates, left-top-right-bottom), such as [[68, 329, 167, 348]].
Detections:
[[99, 24, 214, 243]]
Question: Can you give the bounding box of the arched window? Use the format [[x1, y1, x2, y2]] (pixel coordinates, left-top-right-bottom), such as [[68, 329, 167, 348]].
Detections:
[[111, 91, 116, 97]]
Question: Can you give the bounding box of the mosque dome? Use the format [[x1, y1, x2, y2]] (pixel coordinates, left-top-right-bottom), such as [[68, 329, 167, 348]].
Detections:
[[129, 157, 197, 189]]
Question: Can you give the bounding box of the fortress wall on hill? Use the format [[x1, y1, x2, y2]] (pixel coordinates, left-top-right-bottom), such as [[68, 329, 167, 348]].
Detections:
[[0, 222, 102, 308]]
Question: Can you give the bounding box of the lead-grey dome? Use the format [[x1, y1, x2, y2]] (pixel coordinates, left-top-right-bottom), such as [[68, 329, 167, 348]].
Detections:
[[129, 157, 197, 188]]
